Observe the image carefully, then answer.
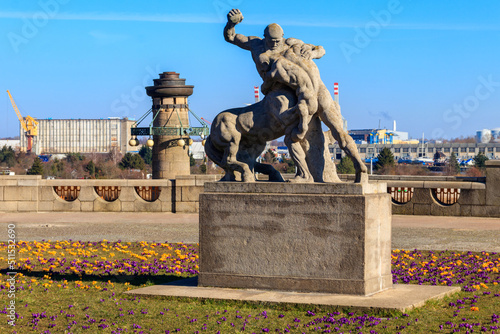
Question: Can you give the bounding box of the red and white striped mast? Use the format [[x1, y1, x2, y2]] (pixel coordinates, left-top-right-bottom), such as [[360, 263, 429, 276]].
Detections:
[[254, 86, 260, 103], [334, 82, 339, 104]]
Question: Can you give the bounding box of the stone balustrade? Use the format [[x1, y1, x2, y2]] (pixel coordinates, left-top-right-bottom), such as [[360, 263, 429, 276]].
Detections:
[[0, 175, 218, 213], [0, 161, 498, 216]]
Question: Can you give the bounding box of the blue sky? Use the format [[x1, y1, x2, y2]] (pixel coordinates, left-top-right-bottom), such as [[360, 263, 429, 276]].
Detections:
[[1, 0, 499, 140]]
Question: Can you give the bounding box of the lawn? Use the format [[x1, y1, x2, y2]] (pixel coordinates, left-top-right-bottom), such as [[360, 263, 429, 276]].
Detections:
[[1, 240, 499, 333]]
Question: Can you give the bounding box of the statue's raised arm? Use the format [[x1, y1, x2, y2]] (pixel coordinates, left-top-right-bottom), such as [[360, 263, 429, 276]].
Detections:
[[224, 9, 261, 50]]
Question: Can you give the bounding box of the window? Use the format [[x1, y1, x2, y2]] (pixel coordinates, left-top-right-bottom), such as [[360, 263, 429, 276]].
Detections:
[[444, 148, 450, 152], [337, 148, 342, 153], [428, 148, 434, 152], [394, 148, 401, 153], [378, 148, 383, 153], [452, 147, 459, 153], [403, 148, 409, 153], [329, 148, 334, 153], [411, 148, 417, 152], [368, 148, 374, 153], [359, 148, 366, 153], [469, 147, 475, 152], [479, 147, 485, 153], [488, 147, 494, 152], [496, 147, 500, 152], [461, 147, 467, 152]]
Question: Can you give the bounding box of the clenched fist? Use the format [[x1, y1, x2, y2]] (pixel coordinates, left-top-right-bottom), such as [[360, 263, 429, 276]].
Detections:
[[227, 9, 243, 25]]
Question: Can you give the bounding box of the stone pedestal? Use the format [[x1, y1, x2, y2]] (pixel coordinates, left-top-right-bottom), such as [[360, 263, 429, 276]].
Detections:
[[199, 182, 392, 296], [146, 72, 193, 180]]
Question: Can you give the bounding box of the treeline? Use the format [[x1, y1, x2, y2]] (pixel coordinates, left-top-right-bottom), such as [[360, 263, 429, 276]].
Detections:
[[0, 145, 154, 179]]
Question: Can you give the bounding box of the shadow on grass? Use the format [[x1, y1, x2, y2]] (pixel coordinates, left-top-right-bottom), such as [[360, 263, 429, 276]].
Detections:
[[0, 268, 193, 286]]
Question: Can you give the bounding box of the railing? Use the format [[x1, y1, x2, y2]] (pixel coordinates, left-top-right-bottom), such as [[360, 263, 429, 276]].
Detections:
[[433, 188, 460, 205], [95, 186, 121, 202], [135, 186, 161, 202], [388, 187, 413, 204], [54, 186, 80, 201]]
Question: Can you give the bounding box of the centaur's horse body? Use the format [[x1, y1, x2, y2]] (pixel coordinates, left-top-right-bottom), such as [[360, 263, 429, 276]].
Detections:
[[204, 87, 340, 182]]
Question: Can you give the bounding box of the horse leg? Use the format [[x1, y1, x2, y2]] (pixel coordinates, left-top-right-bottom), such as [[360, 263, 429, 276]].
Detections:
[[224, 137, 255, 182]]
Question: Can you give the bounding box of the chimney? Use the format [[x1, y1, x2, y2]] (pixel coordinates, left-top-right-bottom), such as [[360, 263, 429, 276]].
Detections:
[[393, 120, 396, 132], [334, 82, 339, 104], [254, 86, 259, 103]]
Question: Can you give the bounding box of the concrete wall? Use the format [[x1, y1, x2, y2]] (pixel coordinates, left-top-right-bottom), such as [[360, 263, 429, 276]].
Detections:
[[0, 175, 217, 213], [0, 161, 498, 217]]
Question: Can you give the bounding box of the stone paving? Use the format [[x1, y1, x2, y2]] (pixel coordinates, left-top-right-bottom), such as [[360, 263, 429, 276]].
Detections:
[[0, 212, 499, 251]]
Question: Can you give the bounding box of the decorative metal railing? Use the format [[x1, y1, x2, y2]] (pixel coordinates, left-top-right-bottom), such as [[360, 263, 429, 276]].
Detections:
[[388, 187, 414, 204], [135, 186, 161, 202], [53, 186, 80, 201], [433, 188, 461, 205], [95, 186, 121, 202]]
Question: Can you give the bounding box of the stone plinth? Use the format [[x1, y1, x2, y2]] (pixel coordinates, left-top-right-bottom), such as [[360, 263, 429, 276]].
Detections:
[[199, 182, 392, 296]]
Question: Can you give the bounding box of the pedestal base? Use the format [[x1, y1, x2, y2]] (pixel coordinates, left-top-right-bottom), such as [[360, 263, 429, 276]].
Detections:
[[199, 182, 392, 296]]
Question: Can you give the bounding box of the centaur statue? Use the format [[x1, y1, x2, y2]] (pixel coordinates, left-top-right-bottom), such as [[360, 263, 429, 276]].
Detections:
[[204, 9, 367, 183]]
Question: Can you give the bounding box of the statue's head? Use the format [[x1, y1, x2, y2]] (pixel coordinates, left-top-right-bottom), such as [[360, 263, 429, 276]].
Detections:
[[264, 23, 284, 51]]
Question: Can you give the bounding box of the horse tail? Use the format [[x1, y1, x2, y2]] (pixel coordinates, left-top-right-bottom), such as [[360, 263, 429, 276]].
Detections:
[[204, 135, 224, 167]]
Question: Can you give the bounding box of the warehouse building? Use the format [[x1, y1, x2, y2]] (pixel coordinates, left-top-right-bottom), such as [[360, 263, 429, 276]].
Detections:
[[20, 118, 136, 154]]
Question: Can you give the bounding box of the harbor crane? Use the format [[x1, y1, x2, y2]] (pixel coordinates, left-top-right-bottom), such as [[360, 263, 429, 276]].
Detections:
[[6, 90, 38, 153]]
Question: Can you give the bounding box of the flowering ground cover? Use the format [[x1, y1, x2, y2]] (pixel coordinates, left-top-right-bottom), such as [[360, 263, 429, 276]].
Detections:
[[1, 241, 499, 334]]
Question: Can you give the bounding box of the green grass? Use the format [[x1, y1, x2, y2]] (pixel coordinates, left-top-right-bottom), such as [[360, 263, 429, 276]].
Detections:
[[1, 241, 499, 333]]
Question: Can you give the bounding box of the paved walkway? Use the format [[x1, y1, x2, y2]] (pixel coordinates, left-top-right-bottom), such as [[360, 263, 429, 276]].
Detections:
[[1, 212, 499, 252]]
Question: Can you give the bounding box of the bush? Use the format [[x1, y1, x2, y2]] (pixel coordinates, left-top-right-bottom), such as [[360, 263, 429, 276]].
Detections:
[[0, 145, 15, 167], [447, 152, 460, 175], [199, 164, 207, 174], [376, 148, 395, 170], [119, 153, 145, 170], [474, 152, 489, 168], [27, 157, 44, 175], [139, 145, 152, 165], [336, 156, 355, 174]]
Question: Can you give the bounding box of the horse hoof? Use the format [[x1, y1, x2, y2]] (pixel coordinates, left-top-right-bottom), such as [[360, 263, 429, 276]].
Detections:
[[242, 174, 256, 182], [288, 175, 314, 183], [268, 172, 285, 182], [354, 171, 368, 183]]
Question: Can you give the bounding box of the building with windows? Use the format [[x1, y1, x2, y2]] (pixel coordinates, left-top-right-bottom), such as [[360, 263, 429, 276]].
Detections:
[[328, 141, 500, 161], [20, 118, 136, 155]]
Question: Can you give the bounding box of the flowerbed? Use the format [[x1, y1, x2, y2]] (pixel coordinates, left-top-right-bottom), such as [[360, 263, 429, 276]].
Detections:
[[0, 241, 499, 333]]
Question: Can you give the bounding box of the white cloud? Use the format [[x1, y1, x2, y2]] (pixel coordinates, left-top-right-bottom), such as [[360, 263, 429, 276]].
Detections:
[[1, 11, 499, 31]]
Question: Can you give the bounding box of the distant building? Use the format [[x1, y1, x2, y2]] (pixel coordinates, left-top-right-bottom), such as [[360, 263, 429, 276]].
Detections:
[[20, 118, 136, 154], [347, 128, 412, 145], [476, 128, 500, 143], [0, 140, 20, 150], [329, 142, 500, 161], [348, 129, 376, 143], [190, 142, 205, 160]]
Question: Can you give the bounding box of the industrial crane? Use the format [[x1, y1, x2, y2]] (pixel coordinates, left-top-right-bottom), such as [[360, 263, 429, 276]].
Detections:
[[6, 90, 38, 153]]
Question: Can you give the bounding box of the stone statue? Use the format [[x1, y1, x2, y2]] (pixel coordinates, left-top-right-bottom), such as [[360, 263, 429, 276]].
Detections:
[[204, 9, 367, 183]]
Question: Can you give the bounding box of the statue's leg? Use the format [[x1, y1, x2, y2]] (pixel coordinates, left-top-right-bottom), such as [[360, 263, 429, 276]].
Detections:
[[285, 131, 314, 183], [223, 137, 255, 182], [254, 162, 285, 182], [318, 90, 368, 183], [291, 100, 312, 143]]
